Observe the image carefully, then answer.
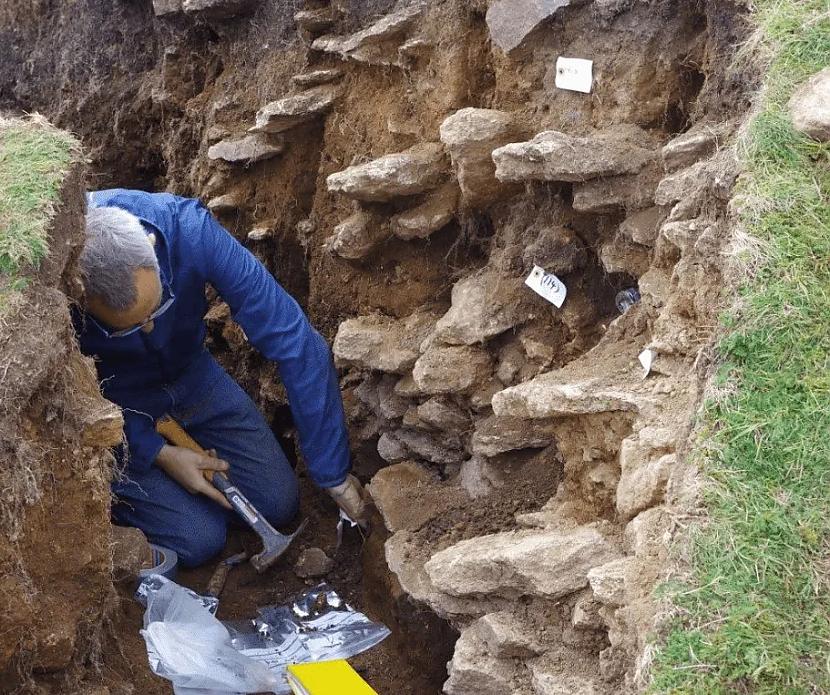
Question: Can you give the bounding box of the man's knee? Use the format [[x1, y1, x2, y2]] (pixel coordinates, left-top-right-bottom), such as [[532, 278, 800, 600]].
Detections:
[[260, 477, 300, 528], [175, 513, 227, 568]]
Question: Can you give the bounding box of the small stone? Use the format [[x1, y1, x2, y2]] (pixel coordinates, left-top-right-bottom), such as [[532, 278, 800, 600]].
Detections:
[[207, 192, 242, 213], [326, 142, 448, 203], [291, 68, 344, 88], [477, 612, 543, 658], [417, 397, 469, 431], [393, 428, 465, 465], [205, 125, 230, 144], [619, 207, 662, 247], [311, 2, 426, 66], [425, 526, 619, 600], [662, 124, 725, 171], [251, 86, 340, 134], [444, 622, 520, 695], [624, 506, 671, 556], [412, 344, 493, 395], [599, 233, 651, 277], [111, 526, 153, 583], [530, 661, 601, 695], [394, 374, 424, 398], [493, 126, 655, 183], [486, 0, 575, 53], [460, 456, 505, 499], [333, 310, 436, 373], [367, 461, 436, 531], [433, 269, 530, 345], [247, 221, 275, 241], [207, 133, 284, 165], [377, 432, 409, 463], [496, 342, 526, 385], [152, 0, 182, 15], [439, 108, 523, 207], [616, 448, 675, 520], [324, 208, 389, 259], [181, 0, 257, 16], [571, 592, 605, 630], [654, 161, 708, 206], [293, 547, 333, 578], [587, 557, 629, 606], [81, 402, 124, 448], [521, 226, 587, 275], [470, 415, 557, 457], [377, 375, 409, 420], [294, 7, 336, 35], [788, 67, 830, 141], [391, 182, 458, 240]]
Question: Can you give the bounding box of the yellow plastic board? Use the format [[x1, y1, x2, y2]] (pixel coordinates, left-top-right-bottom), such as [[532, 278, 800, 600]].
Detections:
[[286, 659, 378, 695]]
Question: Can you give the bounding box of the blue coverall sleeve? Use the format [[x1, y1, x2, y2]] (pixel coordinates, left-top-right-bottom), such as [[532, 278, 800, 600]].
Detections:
[[177, 198, 351, 488], [123, 409, 166, 474]]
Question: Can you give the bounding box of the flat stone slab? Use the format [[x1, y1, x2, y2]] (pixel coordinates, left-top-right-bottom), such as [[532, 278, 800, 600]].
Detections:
[[207, 133, 283, 165], [425, 526, 619, 600], [486, 0, 578, 53], [493, 125, 655, 183], [312, 2, 426, 66], [326, 142, 448, 202], [250, 86, 339, 134]]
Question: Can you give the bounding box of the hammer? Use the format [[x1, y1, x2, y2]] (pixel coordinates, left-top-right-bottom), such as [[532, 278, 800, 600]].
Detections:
[[156, 415, 306, 573]]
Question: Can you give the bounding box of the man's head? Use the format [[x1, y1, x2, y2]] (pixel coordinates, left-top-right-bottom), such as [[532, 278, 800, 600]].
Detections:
[[80, 206, 163, 334]]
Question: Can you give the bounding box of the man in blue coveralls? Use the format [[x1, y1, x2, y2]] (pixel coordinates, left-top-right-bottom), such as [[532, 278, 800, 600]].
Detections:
[[74, 189, 369, 567]]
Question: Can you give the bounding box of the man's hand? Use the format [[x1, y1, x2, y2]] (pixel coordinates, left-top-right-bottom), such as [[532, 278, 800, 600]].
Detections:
[[155, 444, 233, 510], [326, 474, 371, 531]]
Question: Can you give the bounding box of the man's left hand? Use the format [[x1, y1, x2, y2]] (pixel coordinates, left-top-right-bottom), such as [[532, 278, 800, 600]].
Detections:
[[326, 474, 371, 531]]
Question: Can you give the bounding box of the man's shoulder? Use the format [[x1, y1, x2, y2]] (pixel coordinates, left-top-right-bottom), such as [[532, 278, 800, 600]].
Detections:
[[88, 189, 203, 237]]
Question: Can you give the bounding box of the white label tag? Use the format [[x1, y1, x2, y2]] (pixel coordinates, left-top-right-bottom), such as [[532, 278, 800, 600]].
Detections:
[[555, 57, 593, 93], [638, 349, 654, 377], [525, 265, 567, 308]]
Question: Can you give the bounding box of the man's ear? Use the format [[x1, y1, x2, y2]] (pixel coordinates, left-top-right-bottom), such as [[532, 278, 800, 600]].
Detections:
[[147, 233, 157, 246]]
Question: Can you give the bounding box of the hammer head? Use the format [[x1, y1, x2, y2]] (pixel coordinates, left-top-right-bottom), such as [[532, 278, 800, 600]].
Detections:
[[250, 518, 308, 573]]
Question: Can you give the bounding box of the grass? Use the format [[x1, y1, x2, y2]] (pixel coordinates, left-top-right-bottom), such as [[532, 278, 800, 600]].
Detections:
[[649, 2, 830, 693], [0, 116, 78, 301]]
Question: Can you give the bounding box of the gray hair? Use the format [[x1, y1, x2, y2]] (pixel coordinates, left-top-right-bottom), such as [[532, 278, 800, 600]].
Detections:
[[80, 206, 160, 310]]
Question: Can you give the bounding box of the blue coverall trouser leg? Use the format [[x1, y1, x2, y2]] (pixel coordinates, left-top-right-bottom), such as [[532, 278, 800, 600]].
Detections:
[[111, 355, 300, 567]]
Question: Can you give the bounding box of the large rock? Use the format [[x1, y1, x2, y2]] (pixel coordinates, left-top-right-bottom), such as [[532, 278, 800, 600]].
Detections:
[[493, 126, 654, 183], [587, 557, 629, 607], [424, 526, 619, 600], [326, 143, 448, 202], [619, 207, 662, 247], [433, 269, 529, 345], [572, 165, 662, 213], [598, 233, 651, 277], [444, 622, 521, 695], [391, 182, 458, 240], [661, 124, 725, 171], [486, 0, 575, 53], [470, 415, 557, 457], [788, 67, 830, 141], [367, 462, 452, 532], [616, 452, 674, 520], [312, 2, 426, 66], [333, 311, 436, 373], [492, 375, 648, 419], [250, 86, 340, 134], [439, 108, 523, 207], [530, 661, 601, 695], [383, 428, 466, 465], [477, 611, 543, 658], [207, 133, 283, 165], [416, 396, 470, 431], [324, 208, 389, 259], [653, 161, 708, 206], [413, 344, 493, 395]]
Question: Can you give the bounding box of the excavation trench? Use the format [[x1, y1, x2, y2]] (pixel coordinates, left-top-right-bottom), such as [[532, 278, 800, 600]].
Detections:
[[0, 0, 756, 693]]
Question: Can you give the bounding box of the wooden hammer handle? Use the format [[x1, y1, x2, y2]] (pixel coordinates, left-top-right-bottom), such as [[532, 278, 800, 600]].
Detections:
[[155, 415, 225, 483]]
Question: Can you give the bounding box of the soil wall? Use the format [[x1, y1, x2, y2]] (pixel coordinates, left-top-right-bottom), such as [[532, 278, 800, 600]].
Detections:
[[0, 1, 757, 692], [0, 128, 122, 693]]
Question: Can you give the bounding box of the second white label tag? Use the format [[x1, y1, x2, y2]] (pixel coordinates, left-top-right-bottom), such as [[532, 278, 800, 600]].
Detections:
[[555, 56, 593, 93], [525, 265, 567, 308]]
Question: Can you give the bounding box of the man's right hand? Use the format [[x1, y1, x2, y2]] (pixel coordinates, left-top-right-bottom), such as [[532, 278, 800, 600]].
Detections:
[[155, 444, 233, 510]]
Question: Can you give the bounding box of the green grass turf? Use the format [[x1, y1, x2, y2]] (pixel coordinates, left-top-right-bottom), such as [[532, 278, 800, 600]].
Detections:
[[650, 2, 830, 693], [0, 117, 78, 302]]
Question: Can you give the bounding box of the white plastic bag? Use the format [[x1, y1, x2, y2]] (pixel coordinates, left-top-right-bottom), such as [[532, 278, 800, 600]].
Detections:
[[141, 578, 280, 695]]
